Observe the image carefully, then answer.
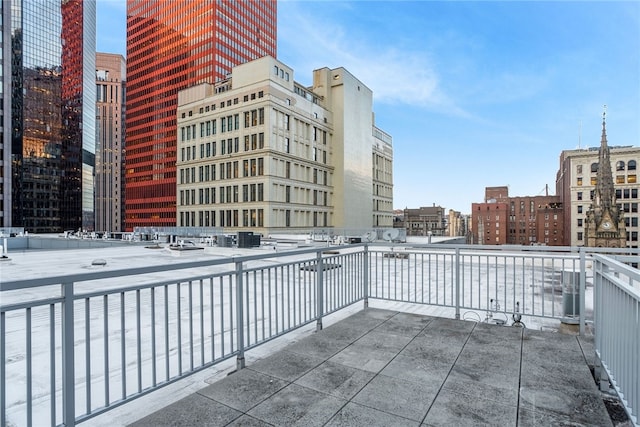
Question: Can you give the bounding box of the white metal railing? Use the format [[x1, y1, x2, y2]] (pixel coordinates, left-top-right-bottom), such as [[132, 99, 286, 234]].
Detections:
[[1, 243, 638, 427], [593, 254, 640, 426]]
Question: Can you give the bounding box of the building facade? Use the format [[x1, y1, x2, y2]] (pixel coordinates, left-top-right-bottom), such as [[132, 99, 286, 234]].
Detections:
[[175, 56, 392, 234], [125, 0, 277, 230], [471, 187, 564, 246], [404, 205, 446, 237], [372, 128, 393, 227], [1, 0, 96, 232], [556, 138, 638, 248], [447, 209, 468, 237], [95, 53, 126, 233]]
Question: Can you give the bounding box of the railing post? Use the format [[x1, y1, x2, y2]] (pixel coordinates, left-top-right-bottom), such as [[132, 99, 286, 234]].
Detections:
[[235, 261, 245, 370], [455, 247, 461, 320], [62, 282, 76, 427], [316, 250, 324, 332], [579, 247, 586, 336], [363, 244, 369, 309]]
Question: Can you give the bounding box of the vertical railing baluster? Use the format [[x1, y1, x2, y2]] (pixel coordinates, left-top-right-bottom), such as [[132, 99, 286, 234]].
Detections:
[[200, 280, 205, 367], [136, 290, 142, 393], [235, 261, 245, 370], [316, 250, 324, 331], [164, 285, 169, 381], [363, 245, 369, 308], [62, 282, 76, 427], [104, 295, 110, 406], [1, 311, 5, 427], [455, 248, 460, 319], [85, 298, 91, 415], [50, 304, 56, 427], [177, 283, 182, 375], [26, 307, 32, 427], [120, 291, 126, 400], [151, 288, 157, 387], [209, 278, 215, 361], [579, 247, 586, 336], [188, 281, 193, 371]]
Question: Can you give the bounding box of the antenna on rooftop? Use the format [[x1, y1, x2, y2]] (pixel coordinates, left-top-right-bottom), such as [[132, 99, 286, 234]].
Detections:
[[578, 120, 582, 149]]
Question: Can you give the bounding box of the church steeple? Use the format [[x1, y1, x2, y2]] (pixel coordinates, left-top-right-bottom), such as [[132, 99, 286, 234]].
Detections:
[[584, 105, 626, 248], [594, 106, 615, 210]]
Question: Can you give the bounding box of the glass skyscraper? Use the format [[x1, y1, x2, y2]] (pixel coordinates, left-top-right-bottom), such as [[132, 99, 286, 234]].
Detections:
[[1, 0, 96, 233], [125, 0, 277, 230]]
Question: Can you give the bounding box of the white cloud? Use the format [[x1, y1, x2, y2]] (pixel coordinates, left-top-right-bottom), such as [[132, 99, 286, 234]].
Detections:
[[277, 2, 469, 117]]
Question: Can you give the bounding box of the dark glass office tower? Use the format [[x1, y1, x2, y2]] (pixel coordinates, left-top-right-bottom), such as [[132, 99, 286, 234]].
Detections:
[[1, 0, 96, 233]]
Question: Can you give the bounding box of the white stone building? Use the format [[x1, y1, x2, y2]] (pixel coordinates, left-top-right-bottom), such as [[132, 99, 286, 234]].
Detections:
[[176, 56, 393, 234]]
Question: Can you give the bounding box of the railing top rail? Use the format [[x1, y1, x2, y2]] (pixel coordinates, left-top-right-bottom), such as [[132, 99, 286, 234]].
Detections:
[[592, 253, 640, 298], [2, 242, 636, 294]]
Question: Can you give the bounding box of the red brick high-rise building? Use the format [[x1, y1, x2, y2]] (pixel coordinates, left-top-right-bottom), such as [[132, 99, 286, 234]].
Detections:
[[125, 0, 277, 230], [471, 187, 564, 246]]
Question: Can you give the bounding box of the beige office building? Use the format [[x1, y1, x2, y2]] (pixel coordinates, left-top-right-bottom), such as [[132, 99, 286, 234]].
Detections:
[[176, 56, 392, 234], [556, 145, 639, 248], [95, 53, 126, 232]]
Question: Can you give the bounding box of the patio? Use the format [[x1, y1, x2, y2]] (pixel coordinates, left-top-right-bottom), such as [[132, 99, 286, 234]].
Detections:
[[129, 308, 612, 426]]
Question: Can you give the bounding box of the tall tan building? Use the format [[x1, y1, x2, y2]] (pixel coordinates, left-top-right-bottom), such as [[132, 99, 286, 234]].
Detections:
[[556, 123, 638, 249], [95, 53, 126, 232], [175, 56, 392, 234]]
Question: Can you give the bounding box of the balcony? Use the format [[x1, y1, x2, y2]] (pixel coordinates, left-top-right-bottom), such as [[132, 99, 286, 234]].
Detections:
[[1, 243, 638, 426]]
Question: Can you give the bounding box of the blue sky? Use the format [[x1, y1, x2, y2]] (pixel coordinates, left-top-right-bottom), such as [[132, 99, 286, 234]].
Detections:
[[97, 1, 640, 214]]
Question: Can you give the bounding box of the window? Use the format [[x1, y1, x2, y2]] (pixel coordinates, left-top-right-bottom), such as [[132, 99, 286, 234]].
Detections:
[[591, 162, 599, 173], [628, 175, 637, 183], [577, 232, 583, 241], [577, 219, 583, 227], [577, 192, 583, 201], [617, 176, 625, 184], [577, 205, 583, 214], [629, 160, 637, 171], [577, 177, 583, 186], [591, 177, 597, 186], [576, 164, 582, 174], [616, 161, 625, 171]]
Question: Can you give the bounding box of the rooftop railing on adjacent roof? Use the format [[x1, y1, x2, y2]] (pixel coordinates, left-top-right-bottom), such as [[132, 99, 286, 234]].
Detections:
[[1, 244, 638, 426]]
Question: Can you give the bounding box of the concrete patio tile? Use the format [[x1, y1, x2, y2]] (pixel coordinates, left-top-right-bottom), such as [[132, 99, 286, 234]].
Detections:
[[441, 372, 519, 407], [328, 343, 397, 373], [352, 374, 440, 422], [248, 349, 325, 381], [519, 385, 612, 426], [354, 329, 415, 351], [422, 388, 517, 427], [247, 383, 346, 427], [400, 333, 465, 361], [452, 347, 521, 383], [522, 330, 588, 366], [198, 369, 288, 412], [372, 312, 433, 337], [517, 407, 610, 427], [422, 317, 476, 334], [127, 393, 242, 427], [284, 331, 356, 359], [294, 360, 375, 400], [380, 353, 452, 384], [325, 401, 420, 427], [225, 414, 274, 427], [520, 357, 596, 391]]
